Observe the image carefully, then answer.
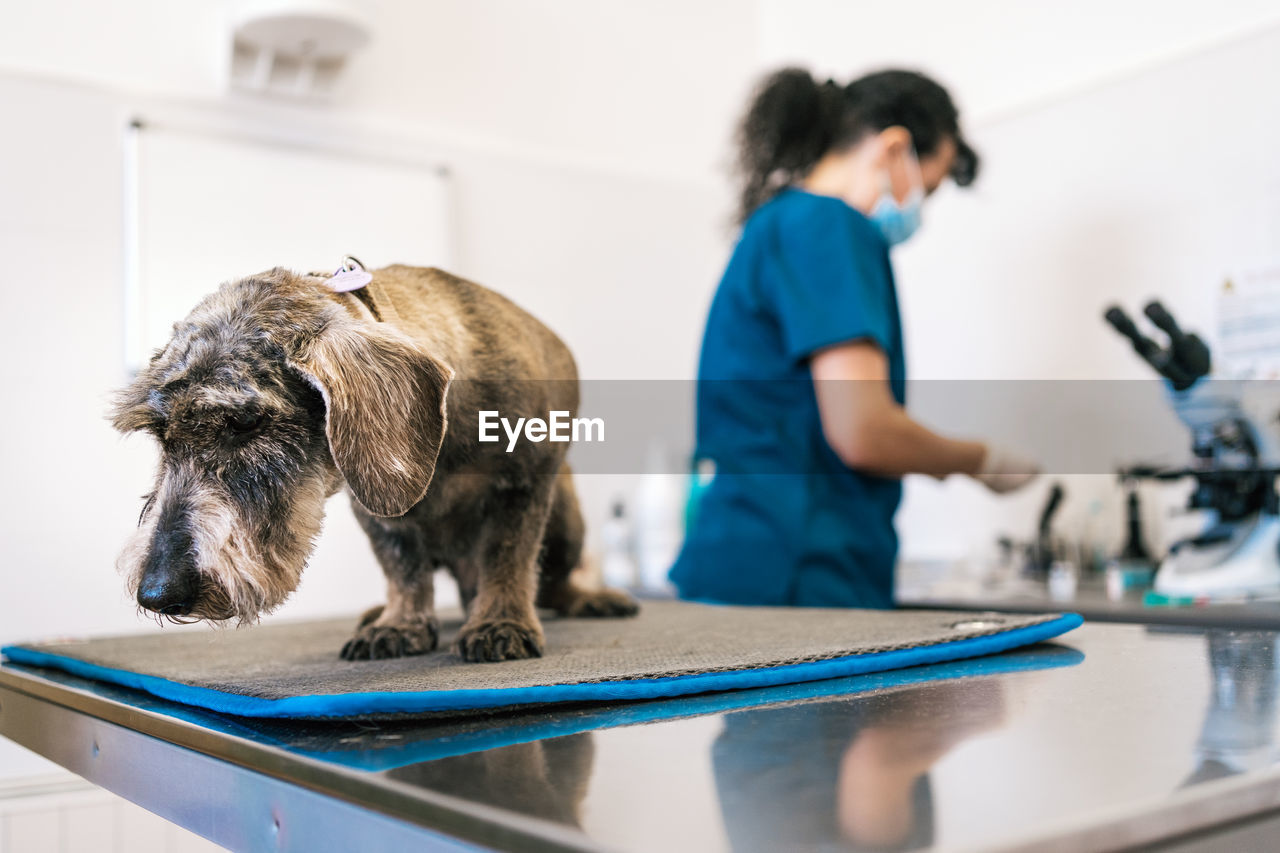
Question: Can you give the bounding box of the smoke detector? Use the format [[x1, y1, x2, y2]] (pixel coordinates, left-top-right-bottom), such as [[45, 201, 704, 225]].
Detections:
[[230, 0, 372, 99]]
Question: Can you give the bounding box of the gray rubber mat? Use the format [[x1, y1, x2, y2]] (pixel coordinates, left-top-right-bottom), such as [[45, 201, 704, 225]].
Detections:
[[1, 601, 1081, 719]]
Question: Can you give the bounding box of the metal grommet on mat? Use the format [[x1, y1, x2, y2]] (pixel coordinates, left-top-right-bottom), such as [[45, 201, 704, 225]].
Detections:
[[951, 619, 1007, 630]]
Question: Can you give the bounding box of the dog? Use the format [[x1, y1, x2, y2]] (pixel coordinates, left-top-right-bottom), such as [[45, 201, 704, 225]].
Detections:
[[110, 264, 638, 662]]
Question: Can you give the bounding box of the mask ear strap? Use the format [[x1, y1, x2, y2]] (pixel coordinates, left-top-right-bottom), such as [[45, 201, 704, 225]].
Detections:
[[904, 144, 926, 198]]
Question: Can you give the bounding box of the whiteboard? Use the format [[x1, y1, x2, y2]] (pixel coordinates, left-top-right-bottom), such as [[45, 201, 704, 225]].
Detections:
[[126, 123, 453, 369]]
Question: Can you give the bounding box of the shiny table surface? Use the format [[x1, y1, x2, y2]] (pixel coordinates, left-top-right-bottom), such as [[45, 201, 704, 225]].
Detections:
[[4, 622, 1280, 851], [898, 561, 1280, 630]]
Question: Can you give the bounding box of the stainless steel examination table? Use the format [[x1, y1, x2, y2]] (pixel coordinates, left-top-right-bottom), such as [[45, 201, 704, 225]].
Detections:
[[5, 623, 1280, 852]]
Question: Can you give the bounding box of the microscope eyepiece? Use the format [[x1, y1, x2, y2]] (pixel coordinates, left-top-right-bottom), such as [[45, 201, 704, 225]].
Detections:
[[1143, 301, 1182, 340], [1144, 300, 1211, 381], [1104, 301, 1210, 388], [1104, 305, 1136, 336]]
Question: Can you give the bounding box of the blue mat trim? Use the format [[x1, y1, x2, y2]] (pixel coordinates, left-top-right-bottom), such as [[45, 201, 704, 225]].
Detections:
[[1, 613, 1081, 719]]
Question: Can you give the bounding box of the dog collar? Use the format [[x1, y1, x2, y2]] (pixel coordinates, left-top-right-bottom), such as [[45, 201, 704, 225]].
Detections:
[[323, 256, 372, 292], [317, 256, 401, 325]]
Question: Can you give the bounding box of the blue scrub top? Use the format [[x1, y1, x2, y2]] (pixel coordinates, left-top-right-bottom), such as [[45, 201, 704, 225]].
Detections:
[[669, 187, 906, 608]]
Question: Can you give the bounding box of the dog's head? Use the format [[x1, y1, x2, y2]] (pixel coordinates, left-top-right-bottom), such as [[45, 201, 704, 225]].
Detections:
[[110, 268, 452, 624]]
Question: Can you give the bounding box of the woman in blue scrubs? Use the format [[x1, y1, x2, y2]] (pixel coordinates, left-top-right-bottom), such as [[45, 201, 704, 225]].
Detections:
[[670, 68, 1038, 608]]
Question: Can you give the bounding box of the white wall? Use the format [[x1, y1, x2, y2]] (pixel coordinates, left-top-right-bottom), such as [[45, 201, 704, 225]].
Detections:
[[757, 0, 1280, 124], [0, 777, 222, 853], [2, 0, 751, 183]]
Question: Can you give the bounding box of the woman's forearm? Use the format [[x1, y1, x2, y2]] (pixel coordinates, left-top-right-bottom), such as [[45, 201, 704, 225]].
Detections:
[[810, 343, 1035, 487], [829, 403, 986, 479], [810, 342, 987, 480]]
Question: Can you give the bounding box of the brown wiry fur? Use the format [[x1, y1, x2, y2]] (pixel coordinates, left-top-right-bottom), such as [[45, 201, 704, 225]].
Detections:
[[112, 265, 636, 661]]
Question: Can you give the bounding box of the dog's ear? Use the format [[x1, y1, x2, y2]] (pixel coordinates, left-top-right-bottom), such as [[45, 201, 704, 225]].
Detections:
[[289, 321, 453, 517], [110, 332, 182, 434], [110, 375, 158, 434], [109, 350, 169, 434]]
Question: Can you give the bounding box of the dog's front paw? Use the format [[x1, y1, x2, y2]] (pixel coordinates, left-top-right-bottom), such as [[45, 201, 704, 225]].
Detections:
[[564, 588, 640, 618], [454, 618, 545, 662], [341, 619, 439, 661]]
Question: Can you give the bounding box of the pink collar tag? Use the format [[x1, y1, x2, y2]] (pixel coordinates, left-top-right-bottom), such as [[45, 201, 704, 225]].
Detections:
[[325, 268, 372, 292]]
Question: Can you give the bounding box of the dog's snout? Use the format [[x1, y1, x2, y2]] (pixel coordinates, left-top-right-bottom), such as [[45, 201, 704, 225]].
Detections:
[[138, 527, 200, 616]]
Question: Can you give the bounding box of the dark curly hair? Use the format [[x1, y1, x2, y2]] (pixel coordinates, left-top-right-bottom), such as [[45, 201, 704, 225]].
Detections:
[[734, 67, 979, 223]]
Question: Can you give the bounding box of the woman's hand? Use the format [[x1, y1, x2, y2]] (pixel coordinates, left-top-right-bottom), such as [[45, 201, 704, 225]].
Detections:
[[974, 445, 1041, 493]]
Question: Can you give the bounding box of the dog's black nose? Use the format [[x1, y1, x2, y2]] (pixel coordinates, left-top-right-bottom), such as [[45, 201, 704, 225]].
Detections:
[[138, 529, 200, 616], [137, 577, 197, 615]]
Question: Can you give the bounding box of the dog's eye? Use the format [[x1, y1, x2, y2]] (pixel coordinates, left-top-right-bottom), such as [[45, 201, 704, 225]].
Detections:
[[226, 411, 266, 435], [137, 492, 156, 527]]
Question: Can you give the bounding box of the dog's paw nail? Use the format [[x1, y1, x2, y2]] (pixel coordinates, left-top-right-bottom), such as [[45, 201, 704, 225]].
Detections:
[[455, 619, 544, 662], [342, 621, 439, 661], [340, 638, 368, 661], [370, 631, 401, 659]]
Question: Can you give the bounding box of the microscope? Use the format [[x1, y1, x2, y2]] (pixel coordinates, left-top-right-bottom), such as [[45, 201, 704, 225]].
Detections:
[[1104, 301, 1280, 599]]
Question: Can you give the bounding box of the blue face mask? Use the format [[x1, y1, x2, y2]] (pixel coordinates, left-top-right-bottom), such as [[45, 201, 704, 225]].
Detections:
[[868, 149, 925, 246]]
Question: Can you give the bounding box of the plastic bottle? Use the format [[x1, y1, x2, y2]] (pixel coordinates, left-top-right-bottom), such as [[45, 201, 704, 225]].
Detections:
[[634, 444, 683, 594], [600, 499, 637, 590]]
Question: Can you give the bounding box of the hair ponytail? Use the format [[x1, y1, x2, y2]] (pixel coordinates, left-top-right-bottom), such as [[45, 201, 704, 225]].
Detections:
[[732, 67, 979, 224], [733, 68, 844, 224]]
